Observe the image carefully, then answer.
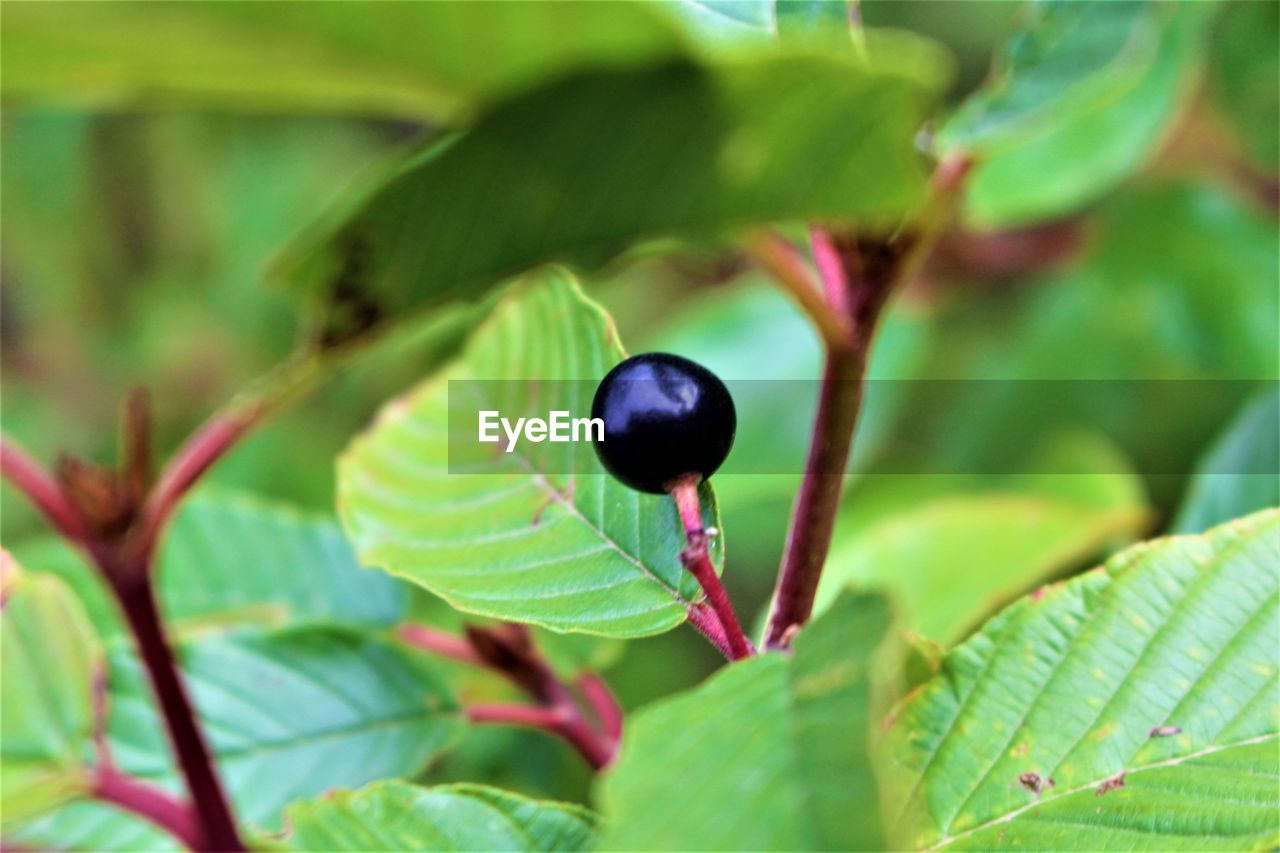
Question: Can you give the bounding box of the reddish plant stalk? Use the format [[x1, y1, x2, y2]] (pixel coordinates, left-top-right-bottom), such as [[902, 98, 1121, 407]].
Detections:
[[762, 158, 972, 650], [577, 672, 624, 741], [668, 477, 753, 660], [397, 624, 483, 666], [2, 426, 248, 851], [110, 574, 243, 852], [764, 351, 867, 648], [133, 406, 263, 559], [405, 622, 621, 770], [92, 766, 199, 851], [0, 437, 91, 545], [685, 603, 735, 659]]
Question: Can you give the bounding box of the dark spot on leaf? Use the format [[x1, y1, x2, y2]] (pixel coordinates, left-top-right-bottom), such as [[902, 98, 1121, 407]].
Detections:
[[318, 234, 383, 349], [1096, 771, 1126, 795], [1018, 772, 1053, 795]]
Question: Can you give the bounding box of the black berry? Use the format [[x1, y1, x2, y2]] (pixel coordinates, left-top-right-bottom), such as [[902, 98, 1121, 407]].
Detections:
[[591, 353, 736, 494]]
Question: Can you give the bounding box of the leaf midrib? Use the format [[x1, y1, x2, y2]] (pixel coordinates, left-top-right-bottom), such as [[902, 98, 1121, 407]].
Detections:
[[926, 732, 1280, 850]]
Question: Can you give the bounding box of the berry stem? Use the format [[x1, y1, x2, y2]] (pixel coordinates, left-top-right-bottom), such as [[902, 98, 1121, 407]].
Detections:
[[668, 477, 754, 660]]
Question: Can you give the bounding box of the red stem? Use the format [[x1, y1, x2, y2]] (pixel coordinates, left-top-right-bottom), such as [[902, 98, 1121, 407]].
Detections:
[[467, 703, 614, 771], [669, 478, 753, 660], [467, 703, 566, 728], [763, 352, 866, 648], [111, 575, 244, 851], [397, 624, 483, 666], [577, 673, 624, 741], [133, 407, 262, 558], [91, 766, 199, 851], [0, 436, 91, 545], [685, 604, 735, 659]]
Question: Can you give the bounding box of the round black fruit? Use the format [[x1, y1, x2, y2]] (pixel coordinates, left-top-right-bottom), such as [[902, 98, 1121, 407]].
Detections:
[[591, 353, 736, 494]]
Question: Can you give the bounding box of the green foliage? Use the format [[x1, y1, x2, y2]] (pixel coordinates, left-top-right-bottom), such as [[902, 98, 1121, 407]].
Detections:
[[277, 48, 942, 345], [1208, 0, 1280, 170], [6, 627, 462, 850], [0, 558, 100, 823], [1, 3, 1275, 851], [340, 272, 721, 637], [883, 509, 1280, 850], [8, 490, 407, 640], [1174, 388, 1280, 534], [0, 2, 680, 122], [951, 1, 1215, 226], [598, 592, 893, 850], [275, 780, 598, 851], [818, 436, 1149, 644]]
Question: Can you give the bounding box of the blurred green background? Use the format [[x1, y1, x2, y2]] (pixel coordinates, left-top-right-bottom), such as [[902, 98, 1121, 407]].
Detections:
[[2, 0, 1276, 814]]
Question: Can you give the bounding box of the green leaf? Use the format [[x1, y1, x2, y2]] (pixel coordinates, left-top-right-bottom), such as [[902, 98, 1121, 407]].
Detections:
[[0, 555, 100, 823], [7, 490, 408, 640], [775, 1, 855, 42], [114, 628, 461, 827], [941, 1, 1164, 153], [274, 780, 598, 851], [597, 591, 894, 850], [911, 182, 1278, 494], [339, 271, 722, 638], [1174, 388, 1280, 534], [883, 509, 1280, 850], [663, 0, 776, 44], [1208, 0, 1279, 171], [279, 49, 943, 345], [952, 2, 1215, 227], [0, 2, 681, 122], [818, 435, 1150, 644], [6, 627, 464, 851]]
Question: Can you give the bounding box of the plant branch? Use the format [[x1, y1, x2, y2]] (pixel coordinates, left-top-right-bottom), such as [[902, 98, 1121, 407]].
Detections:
[[669, 477, 754, 660], [0, 435, 91, 545], [685, 602, 735, 659], [577, 673, 624, 741], [111, 573, 243, 851], [746, 232, 849, 350], [132, 403, 265, 559], [397, 624, 483, 666], [91, 766, 200, 851], [763, 155, 972, 649], [403, 622, 620, 770]]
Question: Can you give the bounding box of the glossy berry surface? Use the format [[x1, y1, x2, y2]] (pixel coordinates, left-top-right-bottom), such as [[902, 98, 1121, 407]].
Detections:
[[591, 353, 736, 494]]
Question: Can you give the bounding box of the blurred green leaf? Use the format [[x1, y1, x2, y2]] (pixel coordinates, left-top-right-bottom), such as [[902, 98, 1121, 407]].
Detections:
[[955, 2, 1215, 226], [1208, 0, 1279, 171], [274, 780, 598, 851], [0, 2, 681, 122], [942, 1, 1162, 153], [776, 1, 855, 41], [910, 182, 1278, 502], [598, 592, 893, 850], [819, 435, 1150, 644], [339, 271, 722, 638], [1174, 387, 1280, 534], [7, 627, 464, 850], [279, 50, 943, 346], [7, 490, 408, 641], [0, 557, 99, 824], [882, 509, 1280, 850], [663, 0, 776, 44]]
